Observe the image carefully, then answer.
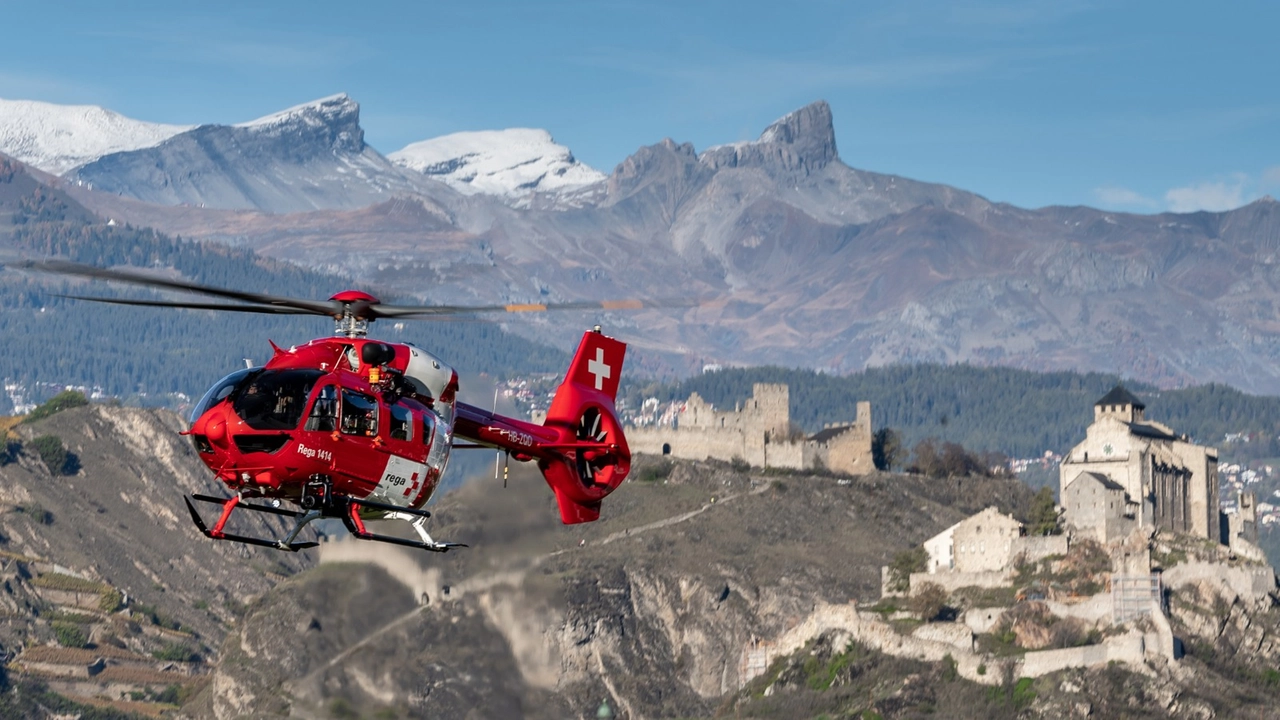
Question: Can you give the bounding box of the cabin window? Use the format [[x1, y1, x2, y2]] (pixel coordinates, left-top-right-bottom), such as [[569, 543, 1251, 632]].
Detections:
[[232, 369, 324, 431], [341, 390, 379, 436], [305, 384, 339, 431], [390, 404, 413, 441]]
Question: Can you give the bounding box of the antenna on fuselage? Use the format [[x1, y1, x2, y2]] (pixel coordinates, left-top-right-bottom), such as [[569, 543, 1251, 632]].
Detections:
[[493, 388, 505, 487]]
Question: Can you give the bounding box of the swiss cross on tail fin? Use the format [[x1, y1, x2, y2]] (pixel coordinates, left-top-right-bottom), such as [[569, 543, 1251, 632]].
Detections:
[[566, 330, 625, 399]]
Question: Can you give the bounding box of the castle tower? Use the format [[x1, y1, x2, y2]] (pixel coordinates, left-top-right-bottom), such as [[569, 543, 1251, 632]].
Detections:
[[1094, 385, 1145, 423], [749, 383, 790, 438]]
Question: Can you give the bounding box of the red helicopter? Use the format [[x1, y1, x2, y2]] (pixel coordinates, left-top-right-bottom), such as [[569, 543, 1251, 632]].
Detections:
[[26, 260, 644, 553]]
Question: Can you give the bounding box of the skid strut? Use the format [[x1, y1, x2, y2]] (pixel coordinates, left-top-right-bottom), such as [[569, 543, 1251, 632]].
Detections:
[[186, 495, 320, 552], [184, 480, 466, 553], [341, 498, 466, 553]]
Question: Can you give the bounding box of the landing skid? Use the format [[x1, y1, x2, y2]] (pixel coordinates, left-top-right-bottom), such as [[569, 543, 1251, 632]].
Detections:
[[184, 489, 466, 553]]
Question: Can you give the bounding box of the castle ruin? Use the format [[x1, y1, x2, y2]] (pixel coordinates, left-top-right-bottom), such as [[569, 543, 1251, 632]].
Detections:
[[626, 383, 874, 474]]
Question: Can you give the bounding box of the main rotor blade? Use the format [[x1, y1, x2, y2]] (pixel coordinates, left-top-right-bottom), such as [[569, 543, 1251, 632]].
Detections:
[[18, 258, 699, 323], [54, 294, 318, 315], [19, 259, 339, 316], [369, 297, 698, 319]]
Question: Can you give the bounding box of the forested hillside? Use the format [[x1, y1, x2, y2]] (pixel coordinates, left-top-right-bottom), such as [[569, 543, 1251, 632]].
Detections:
[[0, 161, 567, 411], [634, 365, 1280, 459]]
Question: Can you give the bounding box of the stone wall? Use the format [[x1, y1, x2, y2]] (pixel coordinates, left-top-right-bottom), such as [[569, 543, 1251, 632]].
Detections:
[[1044, 594, 1113, 624], [817, 402, 874, 475], [1017, 535, 1069, 563], [908, 570, 1011, 594], [627, 384, 873, 473], [1019, 631, 1149, 678], [1162, 561, 1277, 602], [962, 607, 1006, 634], [762, 601, 1158, 688]]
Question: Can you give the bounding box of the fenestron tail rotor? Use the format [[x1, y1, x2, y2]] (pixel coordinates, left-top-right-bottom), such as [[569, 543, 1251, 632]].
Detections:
[[13, 258, 693, 337]]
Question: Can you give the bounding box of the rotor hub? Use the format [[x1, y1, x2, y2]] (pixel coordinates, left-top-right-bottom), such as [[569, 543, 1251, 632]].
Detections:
[[330, 290, 380, 338], [329, 290, 380, 304]]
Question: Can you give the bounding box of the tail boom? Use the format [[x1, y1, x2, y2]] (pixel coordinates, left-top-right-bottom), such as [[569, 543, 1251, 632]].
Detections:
[[454, 329, 630, 524]]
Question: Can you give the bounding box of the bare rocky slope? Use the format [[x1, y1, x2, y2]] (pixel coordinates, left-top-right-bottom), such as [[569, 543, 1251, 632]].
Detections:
[[0, 406, 313, 715], [1, 407, 1278, 717], [184, 456, 1280, 719], [0, 406, 311, 639]]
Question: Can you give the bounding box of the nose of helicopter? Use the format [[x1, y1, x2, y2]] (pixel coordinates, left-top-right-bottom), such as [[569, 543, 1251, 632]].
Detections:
[[193, 404, 231, 451]]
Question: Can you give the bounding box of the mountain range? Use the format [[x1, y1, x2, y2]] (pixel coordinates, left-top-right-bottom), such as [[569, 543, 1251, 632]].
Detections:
[[3, 94, 1280, 393]]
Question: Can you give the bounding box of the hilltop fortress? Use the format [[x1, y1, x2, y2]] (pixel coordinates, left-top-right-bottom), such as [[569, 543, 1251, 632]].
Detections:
[[1058, 386, 1261, 554], [626, 383, 875, 475]]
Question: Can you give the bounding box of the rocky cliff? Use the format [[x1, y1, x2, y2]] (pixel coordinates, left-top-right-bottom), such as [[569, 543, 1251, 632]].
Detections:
[[2, 408, 1277, 717], [69, 95, 456, 214]]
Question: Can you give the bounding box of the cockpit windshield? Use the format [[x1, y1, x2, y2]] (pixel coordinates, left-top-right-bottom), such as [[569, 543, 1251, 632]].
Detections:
[[191, 368, 256, 424], [231, 369, 325, 431]]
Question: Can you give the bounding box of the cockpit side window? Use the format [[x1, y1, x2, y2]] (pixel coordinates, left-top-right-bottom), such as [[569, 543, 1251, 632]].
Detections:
[[341, 390, 379, 436], [421, 411, 436, 446], [232, 369, 323, 431], [389, 403, 413, 441], [304, 384, 339, 432]]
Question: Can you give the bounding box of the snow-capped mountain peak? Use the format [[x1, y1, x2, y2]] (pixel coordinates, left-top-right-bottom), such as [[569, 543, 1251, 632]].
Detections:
[[0, 98, 194, 176], [389, 128, 604, 201], [235, 93, 357, 130]]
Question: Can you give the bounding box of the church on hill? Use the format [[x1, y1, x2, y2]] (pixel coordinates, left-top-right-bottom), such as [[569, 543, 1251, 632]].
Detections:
[[1058, 386, 1222, 541]]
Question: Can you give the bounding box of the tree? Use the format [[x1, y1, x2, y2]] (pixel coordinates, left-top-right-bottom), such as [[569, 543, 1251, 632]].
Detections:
[[888, 545, 928, 592], [872, 427, 903, 471], [940, 441, 980, 476], [909, 582, 950, 622], [52, 622, 87, 648], [1027, 487, 1061, 536], [29, 435, 78, 475], [910, 438, 943, 477], [23, 390, 88, 423]]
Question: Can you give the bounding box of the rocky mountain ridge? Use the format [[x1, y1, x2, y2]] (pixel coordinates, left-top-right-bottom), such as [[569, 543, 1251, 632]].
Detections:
[[66, 94, 461, 214], [11, 95, 1280, 392]]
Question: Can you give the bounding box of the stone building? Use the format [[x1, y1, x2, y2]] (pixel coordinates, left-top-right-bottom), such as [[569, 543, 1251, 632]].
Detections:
[[627, 383, 874, 474], [1062, 471, 1137, 543], [914, 506, 1069, 589], [1227, 490, 1259, 548], [923, 521, 959, 574], [1059, 386, 1219, 541], [951, 506, 1025, 573]]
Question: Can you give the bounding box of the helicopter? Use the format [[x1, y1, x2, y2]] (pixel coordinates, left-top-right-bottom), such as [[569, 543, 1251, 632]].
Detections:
[[22, 259, 645, 553]]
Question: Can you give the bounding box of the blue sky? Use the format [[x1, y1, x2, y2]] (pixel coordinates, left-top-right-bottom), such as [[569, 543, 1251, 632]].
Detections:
[[2, 0, 1276, 212]]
